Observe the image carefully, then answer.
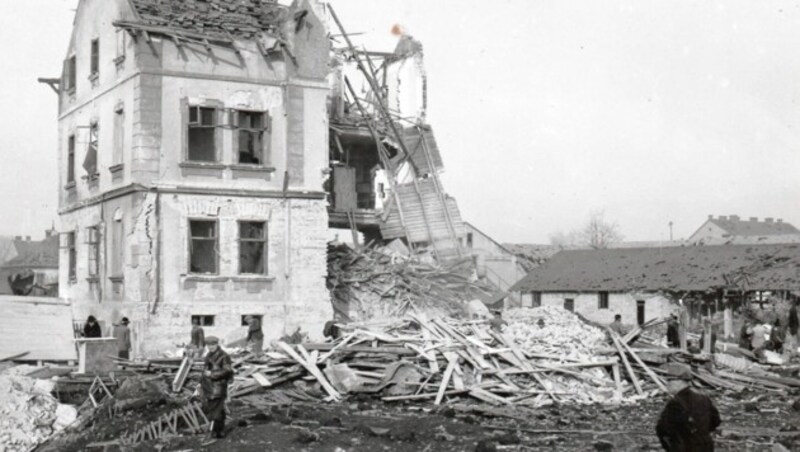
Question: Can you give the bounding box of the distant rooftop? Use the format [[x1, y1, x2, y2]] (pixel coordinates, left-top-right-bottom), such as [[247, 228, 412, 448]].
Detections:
[[704, 215, 799, 236]]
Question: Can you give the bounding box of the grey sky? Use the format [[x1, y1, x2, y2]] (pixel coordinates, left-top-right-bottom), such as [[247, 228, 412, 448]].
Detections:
[[1, 0, 798, 243]]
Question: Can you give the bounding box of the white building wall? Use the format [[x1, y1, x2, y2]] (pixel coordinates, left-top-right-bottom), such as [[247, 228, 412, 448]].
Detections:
[[524, 292, 677, 326]]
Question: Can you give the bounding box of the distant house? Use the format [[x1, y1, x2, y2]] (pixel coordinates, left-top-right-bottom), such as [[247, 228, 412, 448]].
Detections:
[[688, 215, 800, 245], [462, 222, 527, 305], [0, 231, 59, 296], [510, 244, 800, 326]]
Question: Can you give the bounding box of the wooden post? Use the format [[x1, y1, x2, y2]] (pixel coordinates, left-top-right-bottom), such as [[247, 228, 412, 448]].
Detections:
[[679, 302, 688, 351], [723, 291, 733, 339]]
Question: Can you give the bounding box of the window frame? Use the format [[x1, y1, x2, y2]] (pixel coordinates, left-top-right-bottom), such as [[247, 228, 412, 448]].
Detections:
[[241, 314, 263, 326], [64, 55, 77, 93], [186, 105, 220, 163], [232, 109, 270, 165], [238, 220, 268, 275], [66, 231, 77, 283], [530, 291, 542, 308], [188, 219, 219, 275], [109, 211, 124, 278], [113, 103, 125, 166], [90, 38, 100, 78], [564, 298, 575, 312], [598, 291, 609, 310], [86, 225, 100, 278], [67, 134, 76, 184], [191, 315, 215, 327]]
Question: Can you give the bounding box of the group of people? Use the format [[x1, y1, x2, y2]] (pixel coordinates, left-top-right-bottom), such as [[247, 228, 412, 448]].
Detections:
[[80, 315, 131, 359], [738, 300, 800, 359]]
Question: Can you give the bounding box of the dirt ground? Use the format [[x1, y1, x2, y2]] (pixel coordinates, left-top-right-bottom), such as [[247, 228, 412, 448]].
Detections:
[[41, 387, 800, 452]]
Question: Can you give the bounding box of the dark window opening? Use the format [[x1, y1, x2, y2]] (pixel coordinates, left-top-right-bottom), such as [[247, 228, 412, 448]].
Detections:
[[564, 298, 574, 312], [64, 56, 76, 92], [637, 300, 646, 325], [598, 291, 609, 310], [235, 111, 266, 164], [241, 315, 263, 326], [239, 221, 267, 275], [86, 226, 100, 277], [67, 232, 77, 282], [90, 39, 100, 76], [188, 106, 217, 162], [191, 315, 215, 327], [189, 220, 218, 274], [83, 123, 99, 178], [67, 135, 76, 183], [531, 291, 542, 308], [466, 232, 474, 249]]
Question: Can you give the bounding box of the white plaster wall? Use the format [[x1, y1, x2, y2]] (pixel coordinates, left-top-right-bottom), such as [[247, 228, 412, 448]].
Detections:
[[538, 292, 676, 326]]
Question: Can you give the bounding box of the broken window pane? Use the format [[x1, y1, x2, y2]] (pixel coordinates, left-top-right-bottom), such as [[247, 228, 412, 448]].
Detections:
[[239, 221, 266, 274], [236, 111, 266, 164], [189, 220, 217, 274], [188, 106, 217, 162]]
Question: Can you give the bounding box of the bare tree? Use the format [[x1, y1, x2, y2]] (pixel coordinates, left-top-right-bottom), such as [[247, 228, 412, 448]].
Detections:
[[549, 211, 623, 249]]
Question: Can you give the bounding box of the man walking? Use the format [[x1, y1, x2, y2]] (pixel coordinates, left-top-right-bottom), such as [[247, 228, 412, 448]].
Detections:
[[656, 371, 721, 451], [112, 317, 131, 359], [201, 336, 233, 439]]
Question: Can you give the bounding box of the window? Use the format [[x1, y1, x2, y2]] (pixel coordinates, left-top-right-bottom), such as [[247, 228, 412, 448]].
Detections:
[[189, 220, 218, 274], [109, 210, 124, 277], [83, 122, 99, 178], [64, 56, 76, 92], [191, 315, 215, 327], [598, 291, 609, 310], [90, 39, 100, 77], [188, 106, 218, 162], [113, 105, 124, 165], [466, 232, 474, 249], [86, 226, 100, 278], [531, 291, 542, 308], [234, 110, 269, 164], [564, 298, 574, 312], [239, 221, 267, 274], [115, 29, 126, 62], [66, 232, 77, 282], [241, 315, 263, 326], [67, 135, 76, 184]]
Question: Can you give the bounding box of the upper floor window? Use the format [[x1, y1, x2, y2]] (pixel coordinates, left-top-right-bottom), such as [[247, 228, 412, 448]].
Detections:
[[86, 226, 100, 278], [65, 231, 77, 283], [239, 221, 267, 275], [67, 135, 76, 184], [188, 106, 218, 162], [90, 39, 100, 78], [113, 104, 125, 166], [83, 122, 99, 179], [234, 111, 269, 165], [64, 56, 76, 93], [189, 220, 218, 274]]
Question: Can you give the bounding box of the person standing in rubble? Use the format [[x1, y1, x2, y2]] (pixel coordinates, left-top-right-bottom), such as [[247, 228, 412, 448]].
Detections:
[[201, 336, 233, 439], [787, 300, 799, 358], [656, 371, 721, 451], [489, 310, 508, 332], [190, 317, 206, 358], [112, 317, 131, 359], [83, 315, 102, 338], [245, 315, 264, 354], [609, 314, 625, 336], [666, 314, 680, 348]]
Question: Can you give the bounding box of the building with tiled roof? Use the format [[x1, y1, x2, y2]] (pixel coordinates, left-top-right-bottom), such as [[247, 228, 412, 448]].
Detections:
[[688, 215, 800, 245], [0, 231, 59, 296]]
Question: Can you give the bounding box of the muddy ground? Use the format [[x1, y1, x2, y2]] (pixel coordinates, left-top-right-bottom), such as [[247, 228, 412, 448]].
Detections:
[[40, 388, 800, 452]]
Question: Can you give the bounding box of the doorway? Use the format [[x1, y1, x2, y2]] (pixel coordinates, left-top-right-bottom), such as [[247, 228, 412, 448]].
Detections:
[[637, 300, 645, 325]]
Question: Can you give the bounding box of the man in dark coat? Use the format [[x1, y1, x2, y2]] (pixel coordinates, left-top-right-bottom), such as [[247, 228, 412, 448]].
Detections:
[[666, 315, 680, 348], [201, 336, 233, 438], [83, 315, 102, 338], [245, 316, 264, 354], [656, 371, 721, 451]]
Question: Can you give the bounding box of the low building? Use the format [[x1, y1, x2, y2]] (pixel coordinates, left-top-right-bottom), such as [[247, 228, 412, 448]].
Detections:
[[511, 244, 800, 327], [462, 222, 527, 305], [688, 215, 800, 245], [0, 231, 59, 296]]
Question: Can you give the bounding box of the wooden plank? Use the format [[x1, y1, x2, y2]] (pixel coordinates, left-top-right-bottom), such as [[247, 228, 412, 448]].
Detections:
[[468, 387, 512, 405], [612, 363, 622, 397], [251, 372, 272, 387], [615, 333, 669, 394], [607, 328, 643, 395], [435, 359, 457, 405], [277, 342, 340, 401]]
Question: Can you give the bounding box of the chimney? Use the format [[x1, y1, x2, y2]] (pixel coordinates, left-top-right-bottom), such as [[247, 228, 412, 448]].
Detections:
[[765, 217, 774, 223], [707, 214, 713, 220], [14, 236, 21, 241], [45, 229, 52, 238], [777, 218, 783, 223], [718, 215, 727, 221], [749, 217, 758, 222], [729, 215, 740, 221], [25, 236, 31, 242]]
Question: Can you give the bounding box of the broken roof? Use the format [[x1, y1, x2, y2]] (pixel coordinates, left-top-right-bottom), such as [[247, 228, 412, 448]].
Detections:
[[128, 0, 288, 38], [706, 217, 799, 237], [2, 235, 58, 269], [511, 244, 800, 293]]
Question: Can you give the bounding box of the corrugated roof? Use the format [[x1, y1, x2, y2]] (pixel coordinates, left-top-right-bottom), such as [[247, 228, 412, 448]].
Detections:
[[0, 297, 76, 361], [511, 244, 800, 293], [128, 0, 287, 39], [709, 217, 799, 236]]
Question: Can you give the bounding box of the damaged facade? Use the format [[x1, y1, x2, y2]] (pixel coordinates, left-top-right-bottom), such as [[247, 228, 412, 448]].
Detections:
[[57, 0, 332, 355]]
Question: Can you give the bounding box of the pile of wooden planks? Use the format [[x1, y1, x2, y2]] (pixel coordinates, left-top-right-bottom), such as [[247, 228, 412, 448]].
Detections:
[[327, 243, 497, 323]]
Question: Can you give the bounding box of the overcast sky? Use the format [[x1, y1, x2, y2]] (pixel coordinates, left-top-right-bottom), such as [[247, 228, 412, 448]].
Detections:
[[1, 0, 798, 243]]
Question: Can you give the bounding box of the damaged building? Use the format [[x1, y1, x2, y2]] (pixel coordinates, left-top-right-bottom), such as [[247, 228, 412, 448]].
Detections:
[[57, 0, 332, 355]]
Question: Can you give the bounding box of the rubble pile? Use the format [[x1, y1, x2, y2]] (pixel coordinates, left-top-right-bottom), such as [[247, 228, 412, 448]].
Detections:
[[0, 366, 77, 451], [505, 306, 608, 361], [327, 243, 496, 322]]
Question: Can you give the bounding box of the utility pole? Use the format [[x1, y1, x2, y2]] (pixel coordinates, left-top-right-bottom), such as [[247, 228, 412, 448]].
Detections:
[[668, 221, 673, 241]]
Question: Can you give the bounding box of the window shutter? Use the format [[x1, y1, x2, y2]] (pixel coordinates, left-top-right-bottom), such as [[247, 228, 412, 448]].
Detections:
[[59, 232, 70, 249]]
